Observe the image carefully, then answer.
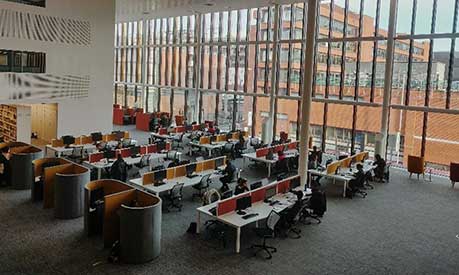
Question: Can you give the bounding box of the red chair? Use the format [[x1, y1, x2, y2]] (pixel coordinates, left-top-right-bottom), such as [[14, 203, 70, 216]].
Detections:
[[450, 162, 459, 188]]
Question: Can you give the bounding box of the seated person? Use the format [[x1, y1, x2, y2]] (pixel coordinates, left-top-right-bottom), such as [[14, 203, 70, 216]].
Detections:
[[0, 146, 11, 187], [234, 178, 249, 195], [373, 154, 386, 182], [219, 159, 236, 192], [277, 150, 286, 161], [234, 135, 246, 157], [309, 146, 322, 164], [348, 164, 367, 198], [110, 154, 128, 182], [207, 125, 216, 135], [308, 154, 319, 170]]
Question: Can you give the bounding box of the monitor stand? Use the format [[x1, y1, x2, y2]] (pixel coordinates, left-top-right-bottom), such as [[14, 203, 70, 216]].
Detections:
[[236, 210, 246, 215]]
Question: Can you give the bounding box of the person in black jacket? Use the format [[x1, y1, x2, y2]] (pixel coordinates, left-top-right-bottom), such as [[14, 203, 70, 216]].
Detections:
[[0, 146, 11, 187], [348, 164, 367, 198], [234, 178, 249, 195], [373, 154, 386, 182], [220, 159, 236, 192], [110, 154, 128, 182]]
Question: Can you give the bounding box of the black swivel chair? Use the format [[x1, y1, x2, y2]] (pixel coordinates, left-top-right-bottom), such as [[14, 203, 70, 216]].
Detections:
[[67, 146, 84, 163], [251, 210, 282, 259], [192, 174, 211, 199], [164, 183, 184, 212]]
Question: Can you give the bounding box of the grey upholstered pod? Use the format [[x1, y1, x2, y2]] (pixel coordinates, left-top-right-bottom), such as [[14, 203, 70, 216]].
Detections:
[[54, 167, 90, 219], [119, 196, 162, 264], [11, 148, 44, 190]]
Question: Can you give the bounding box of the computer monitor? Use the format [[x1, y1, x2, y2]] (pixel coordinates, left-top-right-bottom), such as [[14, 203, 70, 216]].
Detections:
[[221, 190, 233, 199], [215, 157, 224, 168], [290, 177, 300, 190], [91, 132, 103, 143], [265, 186, 277, 200], [113, 131, 125, 141], [185, 125, 193, 132], [62, 136, 75, 147], [122, 138, 132, 148], [210, 135, 216, 143], [226, 133, 233, 140], [154, 169, 167, 182], [130, 146, 140, 156], [236, 195, 252, 215], [157, 141, 166, 151], [186, 163, 197, 176], [250, 181, 262, 190], [103, 150, 116, 160]]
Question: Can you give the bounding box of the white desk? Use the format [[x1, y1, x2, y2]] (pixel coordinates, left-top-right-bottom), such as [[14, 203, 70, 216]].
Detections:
[[308, 161, 376, 198], [242, 149, 298, 177], [196, 187, 311, 253], [151, 133, 179, 141], [84, 153, 172, 180], [189, 142, 226, 157], [129, 166, 225, 195], [45, 144, 97, 157]]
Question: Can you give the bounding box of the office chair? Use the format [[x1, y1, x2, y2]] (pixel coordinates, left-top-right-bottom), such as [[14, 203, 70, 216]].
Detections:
[[67, 146, 84, 163], [251, 210, 281, 260], [299, 192, 324, 225], [192, 174, 211, 200], [202, 188, 221, 205], [164, 183, 184, 212], [172, 133, 185, 151], [279, 193, 304, 239], [222, 143, 235, 159]]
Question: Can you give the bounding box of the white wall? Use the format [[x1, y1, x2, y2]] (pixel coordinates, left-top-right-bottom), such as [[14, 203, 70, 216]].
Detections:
[[0, 0, 115, 137]]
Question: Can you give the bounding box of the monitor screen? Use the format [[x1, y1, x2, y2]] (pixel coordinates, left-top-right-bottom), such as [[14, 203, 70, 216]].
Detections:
[[154, 170, 167, 182], [221, 190, 233, 199], [130, 146, 140, 156], [62, 135, 75, 145], [91, 132, 102, 142], [157, 141, 166, 151], [104, 150, 116, 160], [265, 186, 277, 200], [122, 138, 132, 147], [215, 157, 224, 168], [250, 181, 262, 190], [290, 177, 300, 190], [185, 125, 193, 131], [113, 131, 125, 140], [186, 163, 197, 175], [236, 196, 252, 212]]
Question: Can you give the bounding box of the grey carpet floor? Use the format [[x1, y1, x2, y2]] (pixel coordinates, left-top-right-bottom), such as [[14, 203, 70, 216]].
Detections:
[[1, 125, 458, 275]]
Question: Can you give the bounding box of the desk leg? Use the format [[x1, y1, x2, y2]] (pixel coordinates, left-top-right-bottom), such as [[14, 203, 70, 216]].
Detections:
[[236, 227, 241, 253], [209, 149, 212, 157], [343, 180, 347, 198], [196, 212, 201, 234], [97, 168, 102, 180], [268, 164, 271, 178]]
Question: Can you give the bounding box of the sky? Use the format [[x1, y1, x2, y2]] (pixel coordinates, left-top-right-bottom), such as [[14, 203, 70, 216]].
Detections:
[[330, 0, 458, 52]]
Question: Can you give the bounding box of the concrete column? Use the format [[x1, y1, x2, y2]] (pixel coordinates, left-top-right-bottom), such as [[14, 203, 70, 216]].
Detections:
[[298, 0, 319, 187], [378, 0, 398, 157], [266, 5, 280, 143], [194, 14, 202, 123]]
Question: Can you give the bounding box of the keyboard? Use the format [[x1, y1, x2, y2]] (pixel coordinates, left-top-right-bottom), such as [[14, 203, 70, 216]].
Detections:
[[269, 200, 280, 206], [242, 213, 259, 220], [186, 174, 199, 179]]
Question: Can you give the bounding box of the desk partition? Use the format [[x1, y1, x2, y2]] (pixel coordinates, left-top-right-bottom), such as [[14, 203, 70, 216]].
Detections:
[[32, 157, 71, 201], [84, 179, 161, 251], [142, 156, 226, 185], [54, 164, 90, 219], [10, 144, 44, 190], [255, 142, 299, 158], [325, 151, 370, 175], [215, 175, 298, 216]]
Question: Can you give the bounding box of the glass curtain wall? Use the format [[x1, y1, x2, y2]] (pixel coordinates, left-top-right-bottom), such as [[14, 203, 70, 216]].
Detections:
[[114, 0, 459, 174]]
